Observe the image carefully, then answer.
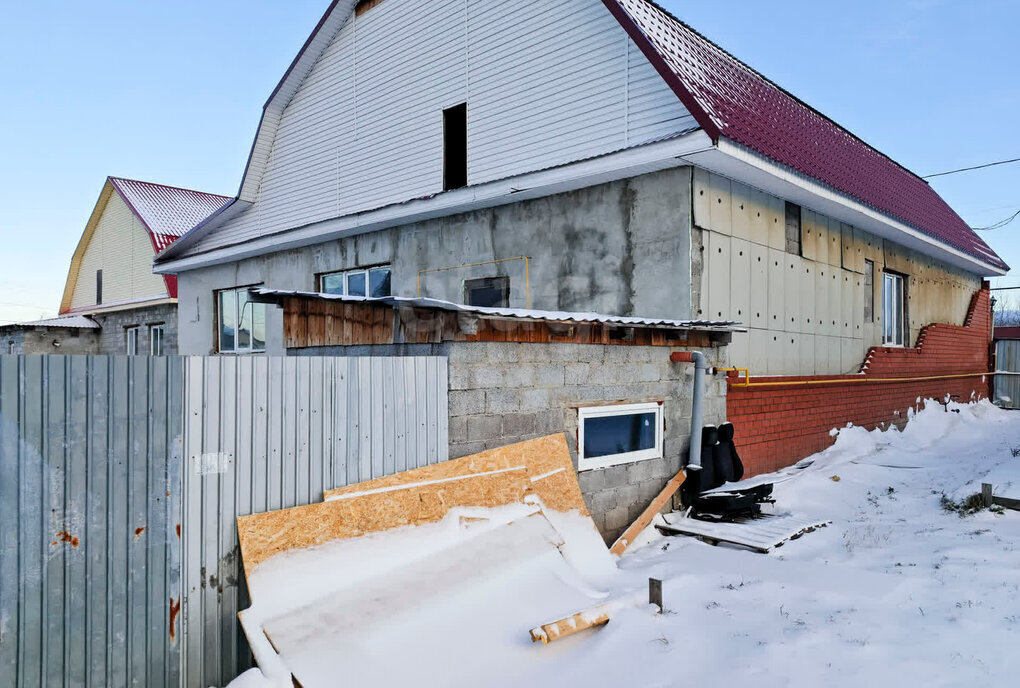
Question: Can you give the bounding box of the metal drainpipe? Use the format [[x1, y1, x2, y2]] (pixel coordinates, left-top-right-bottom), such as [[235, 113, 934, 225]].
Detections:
[[670, 351, 708, 476]]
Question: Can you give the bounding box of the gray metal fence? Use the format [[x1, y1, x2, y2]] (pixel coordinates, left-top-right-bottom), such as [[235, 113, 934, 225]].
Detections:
[[180, 355, 449, 688], [0, 355, 184, 688], [0, 354, 449, 688], [995, 339, 1020, 409]]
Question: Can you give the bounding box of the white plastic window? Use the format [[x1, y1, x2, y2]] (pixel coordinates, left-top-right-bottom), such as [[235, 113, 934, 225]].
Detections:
[[217, 287, 266, 354], [882, 272, 906, 346], [125, 327, 139, 355], [319, 266, 392, 298], [577, 402, 664, 471]]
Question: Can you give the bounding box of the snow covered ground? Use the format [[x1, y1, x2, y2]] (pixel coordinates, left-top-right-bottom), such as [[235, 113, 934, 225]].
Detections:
[[229, 400, 1020, 688]]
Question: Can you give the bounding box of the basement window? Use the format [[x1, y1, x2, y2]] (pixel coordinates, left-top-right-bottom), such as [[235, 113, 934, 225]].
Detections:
[[465, 276, 509, 308], [217, 286, 266, 354], [882, 271, 907, 347], [577, 402, 663, 471], [320, 265, 391, 298], [443, 103, 468, 191], [785, 202, 802, 256]]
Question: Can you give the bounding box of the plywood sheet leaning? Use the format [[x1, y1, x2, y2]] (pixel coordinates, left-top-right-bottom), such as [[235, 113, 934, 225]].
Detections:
[[237, 469, 533, 575], [237, 434, 588, 576], [324, 433, 588, 515]]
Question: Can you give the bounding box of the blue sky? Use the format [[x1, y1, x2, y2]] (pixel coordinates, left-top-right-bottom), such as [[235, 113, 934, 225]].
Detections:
[[1, 0, 1017, 323]]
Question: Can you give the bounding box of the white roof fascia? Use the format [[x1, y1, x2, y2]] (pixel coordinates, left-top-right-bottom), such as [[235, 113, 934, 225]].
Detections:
[[685, 140, 1006, 277], [156, 129, 714, 274]]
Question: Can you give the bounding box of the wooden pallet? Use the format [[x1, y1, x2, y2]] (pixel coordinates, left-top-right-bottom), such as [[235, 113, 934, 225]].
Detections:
[[656, 513, 830, 553]]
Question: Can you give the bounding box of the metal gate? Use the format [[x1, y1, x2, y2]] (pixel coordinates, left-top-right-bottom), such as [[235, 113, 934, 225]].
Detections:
[[1, 354, 449, 687]]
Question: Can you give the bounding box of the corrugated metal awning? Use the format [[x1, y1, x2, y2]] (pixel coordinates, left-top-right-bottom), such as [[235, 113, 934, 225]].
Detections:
[[253, 288, 745, 333]]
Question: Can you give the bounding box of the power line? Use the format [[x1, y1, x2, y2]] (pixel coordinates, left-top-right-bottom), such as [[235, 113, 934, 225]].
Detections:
[[923, 156, 1020, 179], [973, 209, 1020, 231]]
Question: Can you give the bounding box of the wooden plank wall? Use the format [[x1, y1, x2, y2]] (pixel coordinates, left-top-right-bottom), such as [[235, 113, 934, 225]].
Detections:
[[281, 297, 719, 350]]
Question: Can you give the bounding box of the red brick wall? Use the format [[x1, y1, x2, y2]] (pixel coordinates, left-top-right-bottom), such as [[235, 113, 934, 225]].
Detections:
[[728, 287, 994, 476]]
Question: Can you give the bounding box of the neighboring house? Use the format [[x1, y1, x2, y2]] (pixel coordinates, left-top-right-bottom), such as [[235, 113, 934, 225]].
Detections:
[[0, 315, 101, 356], [154, 0, 1006, 471], [24, 176, 230, 355]]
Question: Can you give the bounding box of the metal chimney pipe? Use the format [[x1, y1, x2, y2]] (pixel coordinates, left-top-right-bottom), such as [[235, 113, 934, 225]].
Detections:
[[669, 350, 708, 476]]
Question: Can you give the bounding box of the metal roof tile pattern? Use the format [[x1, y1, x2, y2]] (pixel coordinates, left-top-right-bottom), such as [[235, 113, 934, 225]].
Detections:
[[254, 288, 745, 332], [109, 177, 231, 254], [607, 0, 1007, 272]]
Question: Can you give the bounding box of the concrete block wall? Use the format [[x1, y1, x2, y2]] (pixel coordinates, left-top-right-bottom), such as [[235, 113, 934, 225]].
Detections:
[[89, 303, 179, 355], [446, 341, 727, 542], [1, 328, 100, 355]]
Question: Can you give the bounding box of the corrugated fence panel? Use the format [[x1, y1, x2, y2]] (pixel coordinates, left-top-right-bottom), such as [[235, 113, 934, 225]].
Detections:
[[181, 355, 448, 687], [996, 340, 1020, 409], [0, 355, 183, 688]]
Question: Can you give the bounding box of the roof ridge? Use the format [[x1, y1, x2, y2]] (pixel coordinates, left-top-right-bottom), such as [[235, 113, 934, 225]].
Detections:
[[109, 176, 232, 200], [623, 0, 932, 187]]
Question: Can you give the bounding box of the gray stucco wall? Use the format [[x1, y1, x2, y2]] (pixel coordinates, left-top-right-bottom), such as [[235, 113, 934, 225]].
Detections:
[[292, 339, 727, 543], [175, 167, 694, 355], [1, 328, 100, 355]]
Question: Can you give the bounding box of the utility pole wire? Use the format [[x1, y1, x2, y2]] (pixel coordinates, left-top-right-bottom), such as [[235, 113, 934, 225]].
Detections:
[[923, 156, 1020, 179], [973, 209, 1020, 231]]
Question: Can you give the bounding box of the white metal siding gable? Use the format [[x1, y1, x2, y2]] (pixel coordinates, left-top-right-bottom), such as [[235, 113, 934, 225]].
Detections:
[[188, 0, 694, 255]]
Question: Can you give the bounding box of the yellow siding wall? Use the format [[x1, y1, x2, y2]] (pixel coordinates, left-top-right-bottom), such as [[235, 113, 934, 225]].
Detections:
[[693, 168, 981, 376], [69, 192, 168, 310]]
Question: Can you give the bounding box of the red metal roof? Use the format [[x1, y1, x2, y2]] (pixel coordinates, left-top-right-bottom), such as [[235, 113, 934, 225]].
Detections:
[[605, 0, 1007, 272], [109, 177, 231, 298]]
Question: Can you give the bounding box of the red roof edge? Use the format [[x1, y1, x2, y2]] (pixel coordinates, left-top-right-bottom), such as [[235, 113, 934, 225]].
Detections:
[[108, 176, 189, 298], [600, 0, 721, 142]]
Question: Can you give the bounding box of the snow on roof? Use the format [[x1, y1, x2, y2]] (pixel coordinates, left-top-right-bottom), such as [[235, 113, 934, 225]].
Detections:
[[109, 177, 232, 254], [11, 315, 100, 330], [254, 288, 745, 331], [606, 0, 1008, 272]]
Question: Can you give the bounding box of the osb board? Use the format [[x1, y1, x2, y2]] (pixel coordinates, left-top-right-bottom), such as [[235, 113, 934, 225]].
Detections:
[[324, 434, 589, 515], [237, 469, 533, 575]]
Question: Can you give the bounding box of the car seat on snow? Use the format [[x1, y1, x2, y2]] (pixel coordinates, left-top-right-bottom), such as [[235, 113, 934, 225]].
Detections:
[[684, 422, 773, 519]]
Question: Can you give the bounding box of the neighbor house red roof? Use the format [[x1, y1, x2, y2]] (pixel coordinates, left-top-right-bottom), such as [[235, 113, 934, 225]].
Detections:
[[109, 177, 232, 298], [605, 0, 1007, 272]]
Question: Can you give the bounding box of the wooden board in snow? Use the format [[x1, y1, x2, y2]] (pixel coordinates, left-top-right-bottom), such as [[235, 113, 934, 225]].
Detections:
[[656, 513, 830, 553]]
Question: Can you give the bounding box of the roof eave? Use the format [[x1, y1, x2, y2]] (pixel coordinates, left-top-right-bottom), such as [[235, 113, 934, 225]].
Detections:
[[688, 140, 1008, 277]]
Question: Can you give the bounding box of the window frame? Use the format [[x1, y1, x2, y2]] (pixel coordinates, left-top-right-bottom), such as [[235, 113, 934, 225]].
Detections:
[[864, 259, 875, 323], [125, 326, 139, 355], [577, 402, 664, 471], [149, 324, 165, 356], [215, 285, 267, 355], [881, 271, 907, 347], [318, 265, 392, 298], [464, 275, 510, 308]]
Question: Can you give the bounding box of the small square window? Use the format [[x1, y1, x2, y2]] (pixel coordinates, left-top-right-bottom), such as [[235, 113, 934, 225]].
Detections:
[[577, 402, 664, 471], [464, 276, 509, 308]]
